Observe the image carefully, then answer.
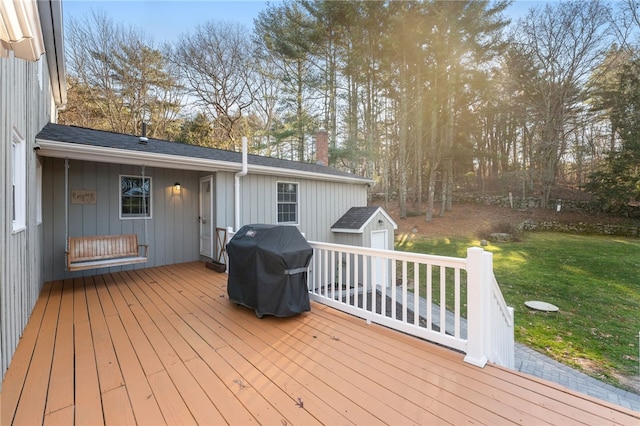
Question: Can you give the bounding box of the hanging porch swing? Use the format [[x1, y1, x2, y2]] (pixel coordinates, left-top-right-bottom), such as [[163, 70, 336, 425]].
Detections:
[[64, 159, 149, 271]]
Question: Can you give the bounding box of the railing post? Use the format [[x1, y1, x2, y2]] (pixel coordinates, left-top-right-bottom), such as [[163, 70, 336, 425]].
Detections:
[[464, 247, 488, 367]]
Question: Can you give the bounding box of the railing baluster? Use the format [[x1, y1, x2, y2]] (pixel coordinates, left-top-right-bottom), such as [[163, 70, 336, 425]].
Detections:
[[401, 261, 407, 322], [354, 253, 358, 305], [363, 255, 368, 311], [440, 265, 446, 336], [426, 264, 432, 331], [414, 262, 419, 326], [346, 253, 351, 305], [322, 249, 328, 298], [454, 267, 461, 339], [380, 256, 386, 316], [338, 251, 343, 302], [332, 249, 337, 299]]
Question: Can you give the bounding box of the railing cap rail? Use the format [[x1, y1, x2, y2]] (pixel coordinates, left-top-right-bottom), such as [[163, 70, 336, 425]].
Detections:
[[308, 240, 467, 268]]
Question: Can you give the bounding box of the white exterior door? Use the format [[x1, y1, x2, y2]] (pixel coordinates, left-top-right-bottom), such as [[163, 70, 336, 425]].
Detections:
[[199, 176, 214, 258], [371, 230, 389, 287]]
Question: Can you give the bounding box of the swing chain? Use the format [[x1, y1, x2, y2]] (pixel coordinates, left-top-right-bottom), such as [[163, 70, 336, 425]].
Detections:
[[141, 165, 148, 248], [64, 159, 69, 264]]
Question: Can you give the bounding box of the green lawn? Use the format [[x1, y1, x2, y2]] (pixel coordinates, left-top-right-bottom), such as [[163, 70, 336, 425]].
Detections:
[[396, 232, 640, 391]]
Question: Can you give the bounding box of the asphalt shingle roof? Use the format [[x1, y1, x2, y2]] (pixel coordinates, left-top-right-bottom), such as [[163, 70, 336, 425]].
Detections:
[[36, 123, 371, 182], [331, 206, 381, 230]]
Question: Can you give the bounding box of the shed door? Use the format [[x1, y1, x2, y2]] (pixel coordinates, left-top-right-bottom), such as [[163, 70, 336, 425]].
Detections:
[[199, 176, 214, 257], [371, 230, 388, 250], [371, 230, 389, 287]]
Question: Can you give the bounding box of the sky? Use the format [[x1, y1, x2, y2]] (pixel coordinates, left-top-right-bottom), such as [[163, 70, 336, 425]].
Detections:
[[62, 0, 552, 44], [63, 1, 273, 43]]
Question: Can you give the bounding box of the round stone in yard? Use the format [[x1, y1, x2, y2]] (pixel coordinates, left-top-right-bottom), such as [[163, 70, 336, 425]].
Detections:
[[525, 300, 559, 312]]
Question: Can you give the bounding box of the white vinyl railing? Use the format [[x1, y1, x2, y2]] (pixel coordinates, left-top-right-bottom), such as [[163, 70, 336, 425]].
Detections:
[[307, 241, 514, 369], [225, 228, 514, 369], [490, 272, 515, 368]]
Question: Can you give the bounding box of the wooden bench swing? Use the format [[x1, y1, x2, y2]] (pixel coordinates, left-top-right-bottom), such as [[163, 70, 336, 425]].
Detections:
[[66, 234, 148, 271], [64, 159, 149, 272]]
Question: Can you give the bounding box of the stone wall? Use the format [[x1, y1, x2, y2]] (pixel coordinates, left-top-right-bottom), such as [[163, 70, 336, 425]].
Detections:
[[456, 192, 640, 238], [518, 219, 640, 238], [454, 192, 595, 212]]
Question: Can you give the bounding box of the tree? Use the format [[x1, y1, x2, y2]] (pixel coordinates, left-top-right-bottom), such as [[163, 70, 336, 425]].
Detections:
[[382, 0, 509, 221], [171, 21, 255, 150], [506, 0, 613, 208], [61, 10, 182, 139], [250, 46, 283, 154], [176, 113, 216, 146], [586, 56, 640, 213], [254, 2, 320, 162]]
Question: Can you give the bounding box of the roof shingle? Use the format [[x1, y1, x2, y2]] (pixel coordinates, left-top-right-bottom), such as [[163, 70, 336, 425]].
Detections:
[[36, 123, 371, 182]]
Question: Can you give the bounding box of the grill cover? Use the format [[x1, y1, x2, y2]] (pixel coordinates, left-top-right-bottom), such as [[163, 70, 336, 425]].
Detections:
[[227, 224, 313, 318]]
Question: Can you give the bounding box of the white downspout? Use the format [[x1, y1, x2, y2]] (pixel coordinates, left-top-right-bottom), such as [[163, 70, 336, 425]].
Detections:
[[234, 136, 248, 231]]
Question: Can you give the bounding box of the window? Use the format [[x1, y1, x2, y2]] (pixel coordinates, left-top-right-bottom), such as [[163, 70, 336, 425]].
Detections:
[[12, 128, 26, 232], [277, 182, 298, 224], [120, 175, 151, 219]]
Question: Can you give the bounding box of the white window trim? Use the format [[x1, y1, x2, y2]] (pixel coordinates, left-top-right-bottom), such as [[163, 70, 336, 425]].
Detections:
[[276, 181, 299, 225], [11, 127, 26, 233], [119, 174, 152, 220]]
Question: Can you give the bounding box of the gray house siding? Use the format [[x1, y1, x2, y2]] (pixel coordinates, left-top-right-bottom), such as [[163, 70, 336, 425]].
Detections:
[[230, 173, 368, 242], [213, 171, 236, 232], [1, 55, 53, 382], [41, 164, 370, 282], [42, 158, 202, 281]]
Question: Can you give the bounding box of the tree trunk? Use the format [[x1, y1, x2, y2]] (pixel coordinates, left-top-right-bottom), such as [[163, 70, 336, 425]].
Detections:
[[440, 167, 447, 218], [415, 67, 424, 214], [443, 81, 454, 213], [426, 167, 437, 222], [296, 60, 305, 162]]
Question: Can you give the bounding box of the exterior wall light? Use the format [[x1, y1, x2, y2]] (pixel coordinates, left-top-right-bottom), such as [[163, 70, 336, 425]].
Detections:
[[173, 182, 181, 194]]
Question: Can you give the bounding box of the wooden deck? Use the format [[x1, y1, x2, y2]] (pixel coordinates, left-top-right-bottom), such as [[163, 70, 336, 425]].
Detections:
[[2, 262, 639, 425]]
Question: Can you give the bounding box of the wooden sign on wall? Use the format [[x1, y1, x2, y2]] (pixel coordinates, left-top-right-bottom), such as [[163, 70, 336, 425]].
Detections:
[[71, 189, 97, 205]]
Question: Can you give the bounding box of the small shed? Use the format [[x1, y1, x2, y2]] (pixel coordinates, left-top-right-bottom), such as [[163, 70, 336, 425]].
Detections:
[[331, 206, 397, 250]]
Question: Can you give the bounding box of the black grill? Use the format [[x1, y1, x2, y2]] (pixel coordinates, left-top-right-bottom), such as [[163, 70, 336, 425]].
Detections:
[[226, 224, 313, 318]]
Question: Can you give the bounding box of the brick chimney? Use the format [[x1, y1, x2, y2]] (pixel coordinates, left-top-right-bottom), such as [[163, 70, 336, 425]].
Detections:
[[316, 129, 329, 166]]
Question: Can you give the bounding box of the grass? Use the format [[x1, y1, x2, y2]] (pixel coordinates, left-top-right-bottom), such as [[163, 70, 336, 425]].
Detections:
[[396, 232, 640, 392]]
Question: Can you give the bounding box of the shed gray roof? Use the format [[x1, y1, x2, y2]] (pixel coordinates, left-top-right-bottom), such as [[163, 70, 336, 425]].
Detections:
[[36, 123, 372, 184], [331, 207, 381, 230], [331, 206, 398, 234]]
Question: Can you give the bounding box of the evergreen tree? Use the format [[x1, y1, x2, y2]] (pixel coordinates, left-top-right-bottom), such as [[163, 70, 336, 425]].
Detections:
[[587, 56, 640, 214]]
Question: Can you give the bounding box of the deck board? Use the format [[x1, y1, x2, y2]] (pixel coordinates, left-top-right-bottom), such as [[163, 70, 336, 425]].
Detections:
[[74, 317, 104, 425], [2, 262, 639, 425], [45, 279, 75, 415], [88, 275, 125, 394], [103, 310, 165, 425], [0, 281, 52, 426], [138, 266, 320, 425], [309, 303, 615, 423], [101, 385, 137, 425], [43, 405, 74, 425], [103, 272, 165, 376], [147, 264, 385, 424], [12, 280, 62, 426]]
